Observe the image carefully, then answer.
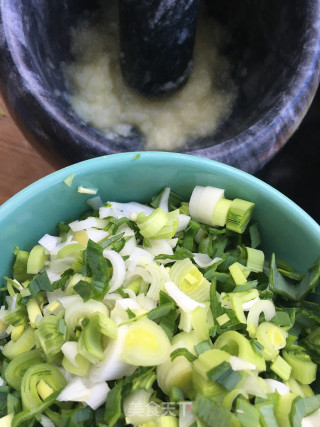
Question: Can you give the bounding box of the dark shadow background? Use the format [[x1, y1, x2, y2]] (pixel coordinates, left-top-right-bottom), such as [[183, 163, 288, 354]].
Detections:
[[256, 88, 320, 224]]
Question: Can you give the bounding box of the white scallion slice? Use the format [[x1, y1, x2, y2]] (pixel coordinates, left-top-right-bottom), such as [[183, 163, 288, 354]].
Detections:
[[87, 196, 103, 210], [158, 187, 170, 212], [77, 186, 98, 195], [124, 389, 160, 425], [86, 228, 109, 243], [302, 408, 320, 427], [103, 249, 126, 292], [164, 281, 205, 312], [38, 234, 60, 252], [117, 298, 141, 312], [61, 341, 79, 367], [59, 295, 108, 338], [146, 263, 169, 301], [99, 202, 154, 219], [177, 214, 191, 232], [122, 318, 171, 366], [145, 239, 175, 257], [69, 217, 98, 232], [246, 299, 276, 337], [90, 325, 135, 382], [57, 377, 109, 410], [229, 356, 256, 371], [189, 186, 225, 225], [126, 247, 154, 272], [193, 253, 222, 268], [265, 379, 290, 396], [40, 415, 55, 427]]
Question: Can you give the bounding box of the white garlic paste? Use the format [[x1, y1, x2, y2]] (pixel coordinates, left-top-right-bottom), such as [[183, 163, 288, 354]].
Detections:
[[64, 1, 236, 151]]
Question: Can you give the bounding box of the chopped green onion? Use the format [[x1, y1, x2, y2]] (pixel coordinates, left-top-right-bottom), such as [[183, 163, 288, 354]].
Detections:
[[21, 363, 67, 410], [213, 330, 266, 371], [246, 247, 265, 273], [270, 355, 292, 381], [246, 299, 276, 338], [193, 394, 239, 426], [35, 315, 69, 362], [229, 262, 248, 285], [235, 397, 260, 427], [170, 348, 197, 363], [28, 271, 52, 298], [212, 198, 232, 227], [2, 326, 36, 360], [282, 350, 317, 385], [256, 401, 279, 427], [249, 223, 261, 249], [4, 350, 43, 390], [13, 248, 31, 282], [57, 243, 86, 259], [169, 258, 210, 302], [26, 245, 46, 275], [217, 313, 230, 326], [26, 298, 42, 327], [226, 198, 255, 234], [207, 361, 242, 391], [269, 254, 320, 302], [195, 340, 212, 356], [290, 395, 320, 427], [256, 322, 288, 361], [79, 312, 117, 363]]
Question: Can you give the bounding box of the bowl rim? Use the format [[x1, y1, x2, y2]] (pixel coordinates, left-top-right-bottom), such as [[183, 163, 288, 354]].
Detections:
[[0, 152, 319, 236], [1, 2, 320, 173]]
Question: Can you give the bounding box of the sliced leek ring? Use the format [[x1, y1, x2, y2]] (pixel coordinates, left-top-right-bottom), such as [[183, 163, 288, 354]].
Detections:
[[122, 318, 170, 366]]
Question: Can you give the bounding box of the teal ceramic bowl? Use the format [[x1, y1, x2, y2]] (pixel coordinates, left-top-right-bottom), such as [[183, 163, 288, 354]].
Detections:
[[0, 152, 319, 282]]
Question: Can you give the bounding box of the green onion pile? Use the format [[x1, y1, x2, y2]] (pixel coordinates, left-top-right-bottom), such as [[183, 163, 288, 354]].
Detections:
[[1, 185, 320, 427]]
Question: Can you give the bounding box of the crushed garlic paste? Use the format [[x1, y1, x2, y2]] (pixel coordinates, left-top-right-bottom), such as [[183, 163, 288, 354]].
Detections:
[[64, 2, 236, 151]]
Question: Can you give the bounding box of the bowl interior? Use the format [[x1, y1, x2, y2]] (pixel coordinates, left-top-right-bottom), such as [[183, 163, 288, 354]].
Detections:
[[0, 153, 319, 284], [11, 0, 317, 152]]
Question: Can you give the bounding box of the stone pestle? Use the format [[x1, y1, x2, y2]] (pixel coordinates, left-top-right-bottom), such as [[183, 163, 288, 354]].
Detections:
[[118, 0, 200, 98]]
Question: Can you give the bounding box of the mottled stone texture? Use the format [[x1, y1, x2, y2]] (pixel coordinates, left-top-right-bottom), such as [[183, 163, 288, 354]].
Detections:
[[0, 0, 319, 173]]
